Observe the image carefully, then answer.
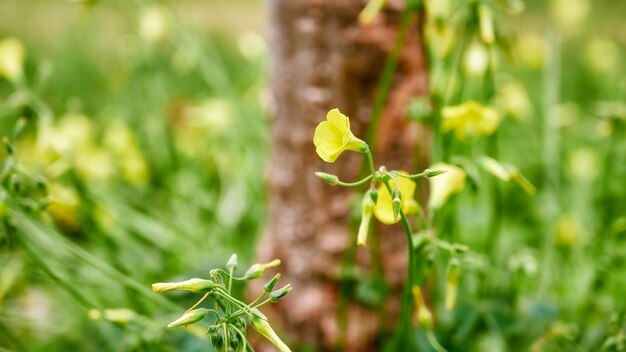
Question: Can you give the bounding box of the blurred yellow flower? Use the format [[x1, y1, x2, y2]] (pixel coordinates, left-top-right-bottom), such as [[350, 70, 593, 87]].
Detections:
[[496, 82, 532, 120], [313, 108, 367, 163], [373, 172, 419, 224], [441, 100, 501, 140], [138, 6, 169, 43], [0, 37, 25, 82], [47, 183, 81, 231], [568, 148, 599, 182], [584, 37, 620, 74], [555, 215, 580, 247], [550, 0, 589, 35], [516, 32, 546, 69], [463, 41, 489, 77], [428, 163, 466, 209]]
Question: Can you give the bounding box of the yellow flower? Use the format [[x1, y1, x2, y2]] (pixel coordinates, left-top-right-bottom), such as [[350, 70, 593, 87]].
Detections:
[[373, 172, 419, 225], [0, 37, 25, 82], [313, 109, 367, 163], [250, 309, 292, 352], [428, 163, 466, 209], [441, 100, 501, 140]]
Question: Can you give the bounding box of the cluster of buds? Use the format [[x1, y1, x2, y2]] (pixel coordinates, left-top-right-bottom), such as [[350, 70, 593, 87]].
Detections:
[[152, 254, 292, 352]]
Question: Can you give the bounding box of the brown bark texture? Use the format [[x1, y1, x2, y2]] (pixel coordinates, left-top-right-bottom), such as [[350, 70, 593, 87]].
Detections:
[[257, 0, 429, 350]]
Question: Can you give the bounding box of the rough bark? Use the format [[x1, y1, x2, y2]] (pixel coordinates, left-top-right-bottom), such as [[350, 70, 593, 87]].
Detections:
[[258, 0, 428, 350]]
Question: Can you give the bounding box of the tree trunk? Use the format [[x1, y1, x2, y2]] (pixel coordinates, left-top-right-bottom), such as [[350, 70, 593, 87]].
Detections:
[[258, 0, 429, 350]]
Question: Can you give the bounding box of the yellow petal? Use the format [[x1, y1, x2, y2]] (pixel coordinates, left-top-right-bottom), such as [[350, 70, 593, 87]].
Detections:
[[326, 108, 350, 133], [373, 172, 417, 224], [428, 163, 466, 209]]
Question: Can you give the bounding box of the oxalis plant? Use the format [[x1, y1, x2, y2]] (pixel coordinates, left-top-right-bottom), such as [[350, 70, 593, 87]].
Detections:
[[314, 108, 469, 351], [152, 254, 292, 352]]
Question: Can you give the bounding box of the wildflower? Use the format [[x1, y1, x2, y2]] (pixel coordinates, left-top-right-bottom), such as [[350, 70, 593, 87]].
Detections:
[[313, 109, 368, 163], [428, 163, 466, 209], [463, 41, 489, 77], [441, 100, 501, 140], [0, 37, 25, 82], [496, 82, 532, 120], [167, 308, 209, 328], [373, 172, 419, 224], [152, 278, 215, 293], [47, 183, 81, 232], [138, 5, 169, 43], [250, 309, 292, 352]]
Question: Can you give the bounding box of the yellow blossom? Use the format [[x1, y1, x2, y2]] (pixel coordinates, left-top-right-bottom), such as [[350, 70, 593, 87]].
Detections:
[[47, 183, 81, 231], [0, 37, 25, 82], [313, 109, 367, 163], [250, 309, 292, 352], [428, 163, 466, 209], [138, 6, 169, 43], [441, 100, 501, 140], [373, 172, 419, 225]]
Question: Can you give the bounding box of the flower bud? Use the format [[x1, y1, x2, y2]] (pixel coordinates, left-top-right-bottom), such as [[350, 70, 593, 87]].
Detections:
[[424, 169, 446, 178], [412, 286, 433, 330], [211, 331, 224, 349], [392, 190, 402, 220], [250, 309, 292, 352], [167, 308, 209, 328], [357, 191, 375, 246], [315, 172, 339, 186], [445, 259, 460, 310], [264, 273, 282, 293], [269, 284, 292, 303], [152, 278, 215, 293], [478, 4, 495, 45], [243, 259, 281, 280], [226, 254, 238, 271], [369, 188, 378, 204]]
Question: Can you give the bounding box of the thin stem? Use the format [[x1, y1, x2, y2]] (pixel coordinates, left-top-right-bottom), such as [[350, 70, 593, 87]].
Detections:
[[365, 149, 376, 176], [186, 291, 212, 313], [426, 330, 448, 352], [336, 174, 374, 187], [228, 267, 234, 293]]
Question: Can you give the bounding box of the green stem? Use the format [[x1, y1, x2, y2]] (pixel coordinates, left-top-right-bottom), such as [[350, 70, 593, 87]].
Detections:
[[336, 174, 374, 187], [363, 2, 420, 157], [365, 149, 376, 176], [426, 330, 448, 352]]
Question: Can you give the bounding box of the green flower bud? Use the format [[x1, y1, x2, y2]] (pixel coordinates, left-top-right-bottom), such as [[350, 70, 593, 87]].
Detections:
[[357, 191, 375, 247], [152, 278, 215, 293], [264, 273, 282, 293], [445, 258, 461, 310], [424, 169, 447, 178], [269, 284, 292, 303], [233, 317, 247, 331], [314, 172, 339, 186], [243, 259, 281, 280], [211, 331, 224, 349], [167, 308, 209, 328], [250, 309, 292, 352], [392, 190, 401, 220], [226, 253, 238, 271]]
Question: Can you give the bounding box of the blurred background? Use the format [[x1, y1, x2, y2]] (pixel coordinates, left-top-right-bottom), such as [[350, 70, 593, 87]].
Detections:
[[0, 0, 625, 351]]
